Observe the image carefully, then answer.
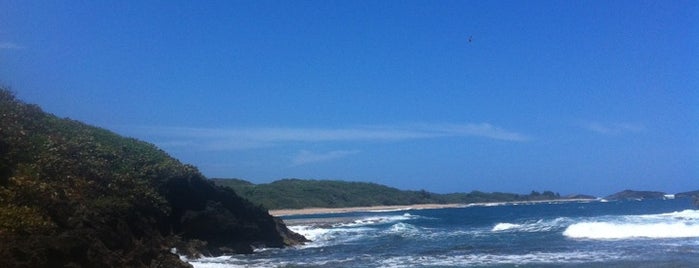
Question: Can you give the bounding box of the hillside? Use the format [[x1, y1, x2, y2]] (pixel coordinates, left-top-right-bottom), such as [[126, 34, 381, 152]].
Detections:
[[604, 190, 667, 201], [212, 178, 581, 210], [0, 89, 306, 267], [676, 190, 699, 199]]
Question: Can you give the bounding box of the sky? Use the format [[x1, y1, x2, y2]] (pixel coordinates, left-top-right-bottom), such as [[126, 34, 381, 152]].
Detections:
[[1, 1, 697, 196]]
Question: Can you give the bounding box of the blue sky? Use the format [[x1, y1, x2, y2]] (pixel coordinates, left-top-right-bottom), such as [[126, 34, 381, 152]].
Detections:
[[1, 1, 697, 196]]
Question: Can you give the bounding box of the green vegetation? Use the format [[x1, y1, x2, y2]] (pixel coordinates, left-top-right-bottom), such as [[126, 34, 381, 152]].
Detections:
[[0, 88, 305, 267], [212, 178, 574, 210]]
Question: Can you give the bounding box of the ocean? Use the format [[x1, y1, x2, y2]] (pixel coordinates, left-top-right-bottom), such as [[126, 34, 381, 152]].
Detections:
[[188, 198, 699, 267]]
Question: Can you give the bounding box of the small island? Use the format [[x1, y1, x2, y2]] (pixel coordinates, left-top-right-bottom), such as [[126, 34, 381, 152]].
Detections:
[[604, 190, 668, 201]]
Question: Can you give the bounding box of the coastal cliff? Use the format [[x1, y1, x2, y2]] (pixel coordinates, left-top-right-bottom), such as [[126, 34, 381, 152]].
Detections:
[[0, 89, 306, 267]]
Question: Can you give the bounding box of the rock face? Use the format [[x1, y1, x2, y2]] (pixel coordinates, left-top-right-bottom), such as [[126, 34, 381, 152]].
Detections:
[[604, 190, 666, 201], [0, 89, 306, 267]]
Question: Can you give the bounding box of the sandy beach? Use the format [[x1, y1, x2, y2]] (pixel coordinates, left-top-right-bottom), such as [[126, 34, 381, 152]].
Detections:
[[268, 199, 596, 216], [269, 203, 467, 217]]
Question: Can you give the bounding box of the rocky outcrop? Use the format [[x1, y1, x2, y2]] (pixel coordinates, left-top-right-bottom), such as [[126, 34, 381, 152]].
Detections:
[[164, 174, 308, 256]]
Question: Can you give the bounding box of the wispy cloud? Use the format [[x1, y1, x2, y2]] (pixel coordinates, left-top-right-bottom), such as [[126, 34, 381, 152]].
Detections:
[[0, 42, 24, 50], [291, 150, 360, 166], [425, 123, 529, 141], [582, 122, 645, 135], [126, 122, 529, 151]]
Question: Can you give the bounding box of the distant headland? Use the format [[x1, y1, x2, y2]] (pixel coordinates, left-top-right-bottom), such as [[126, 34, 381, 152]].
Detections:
[[211, 178, 698, 215]]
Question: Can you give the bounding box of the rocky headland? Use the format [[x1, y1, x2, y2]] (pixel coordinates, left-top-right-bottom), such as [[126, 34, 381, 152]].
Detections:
[[0, 88, 306, 267]]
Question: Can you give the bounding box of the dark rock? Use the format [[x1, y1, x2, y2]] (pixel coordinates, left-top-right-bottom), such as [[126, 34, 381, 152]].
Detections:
[[163, 174, 308, 256]]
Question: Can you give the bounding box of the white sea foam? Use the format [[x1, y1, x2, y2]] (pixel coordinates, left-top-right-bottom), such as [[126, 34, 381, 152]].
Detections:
[[288, 213, 417, 238], [189, 250, 635, 268], [384, 222, 422, 238], [647, 209, 699, 220], [492, 222, 522, 231], [563, 209, 699, 240], [187, 256, 240, 268], [379, 251, 627, 267], [284, 213, 424, 249], [188, 250, 628, 268], [189, 256, 351, 268], [287, 224, 332, 241], [563, 222, 699, 239], [289, 225, 376, 248], [491, 210, 699, 239], [339, 213, 419, 227], [492, 217, 571, 233]]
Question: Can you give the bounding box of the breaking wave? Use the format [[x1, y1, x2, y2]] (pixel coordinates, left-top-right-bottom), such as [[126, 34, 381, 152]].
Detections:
[[564, 222, 699, 239], [287, 213, 422, 248], [492, 217, 571, 232], [384, 222, 422, 238], [490, 210, 699, 240], [564, 209, 699, 240], [337, 213, 420, 228]]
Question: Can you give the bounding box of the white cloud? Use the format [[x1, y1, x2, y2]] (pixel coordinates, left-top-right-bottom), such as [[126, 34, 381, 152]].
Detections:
[[0, 42, 24, 50], [126, 122, 529, 151], [583, 122, 644, 135], [291, 150, 360, 166], [425, 123, 529, 141]]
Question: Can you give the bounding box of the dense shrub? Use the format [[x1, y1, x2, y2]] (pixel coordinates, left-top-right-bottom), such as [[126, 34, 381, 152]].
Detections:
[[0, 88, 305, 267], [212, 178, 568, 210]]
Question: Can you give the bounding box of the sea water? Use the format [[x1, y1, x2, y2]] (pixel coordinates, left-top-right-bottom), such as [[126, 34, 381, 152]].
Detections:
[[188, 198, 699, 267]]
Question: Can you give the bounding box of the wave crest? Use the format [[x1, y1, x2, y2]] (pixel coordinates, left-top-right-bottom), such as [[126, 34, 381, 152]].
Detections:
[[492, 218, 570, 232], [563, 222, 699, 239]]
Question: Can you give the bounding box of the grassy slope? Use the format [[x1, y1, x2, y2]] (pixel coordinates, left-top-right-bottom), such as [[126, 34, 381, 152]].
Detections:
[[0, 89, 304, 267]]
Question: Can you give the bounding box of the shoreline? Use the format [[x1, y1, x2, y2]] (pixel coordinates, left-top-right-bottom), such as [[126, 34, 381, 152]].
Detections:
[[269, 198, 597, 217]]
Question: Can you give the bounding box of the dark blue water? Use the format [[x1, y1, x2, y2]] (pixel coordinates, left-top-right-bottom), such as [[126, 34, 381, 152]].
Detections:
[[190, 199, 699, 267]]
